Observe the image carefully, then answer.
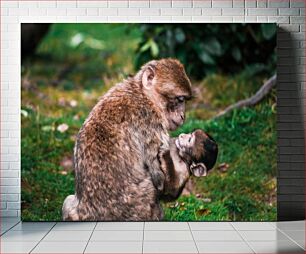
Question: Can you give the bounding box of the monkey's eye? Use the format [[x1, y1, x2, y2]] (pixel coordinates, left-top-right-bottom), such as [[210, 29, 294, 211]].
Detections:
[[176, 96, 185, 103]]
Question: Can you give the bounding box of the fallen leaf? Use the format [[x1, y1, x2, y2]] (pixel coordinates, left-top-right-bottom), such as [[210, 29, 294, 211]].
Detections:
[[70, 100, 78, 107], [196, 208, 211, 216], [57, 123, 69, 133], [202, 198, 212, 203], [70, 135, 77, 142], [217, 162, 230, 173], [170, 202, 179, 208], [73, 114, 80, 120], [60, 156, 73, 170], [42, 125, 54, 132], [58, 97, 66, 106]]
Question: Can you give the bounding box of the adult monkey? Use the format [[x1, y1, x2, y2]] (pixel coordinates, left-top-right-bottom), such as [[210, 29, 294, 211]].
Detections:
[[63, 58, 192, 221]]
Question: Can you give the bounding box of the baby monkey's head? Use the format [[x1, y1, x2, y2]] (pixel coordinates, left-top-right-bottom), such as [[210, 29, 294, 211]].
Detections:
[[175, 129, 218, 177]]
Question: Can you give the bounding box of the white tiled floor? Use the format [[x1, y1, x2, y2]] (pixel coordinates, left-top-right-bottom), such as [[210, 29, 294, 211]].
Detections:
[[0, 218, 304, 253]]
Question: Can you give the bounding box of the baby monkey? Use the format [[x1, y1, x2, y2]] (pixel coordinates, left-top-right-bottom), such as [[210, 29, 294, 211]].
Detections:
[[160, 129, 218, 201]]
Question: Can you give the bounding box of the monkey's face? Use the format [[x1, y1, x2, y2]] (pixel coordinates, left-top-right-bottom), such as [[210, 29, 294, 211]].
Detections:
[[175, 132, 195, 152], [175, 130, 218, 177], [166, 96, 188, 131], [141, 59, 192, 131]]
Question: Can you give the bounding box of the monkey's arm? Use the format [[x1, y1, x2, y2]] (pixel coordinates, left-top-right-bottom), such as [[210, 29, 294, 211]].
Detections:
[[158, 148, 190, 201], [145, 132, 171, 193], [146, 156, 165, 193]]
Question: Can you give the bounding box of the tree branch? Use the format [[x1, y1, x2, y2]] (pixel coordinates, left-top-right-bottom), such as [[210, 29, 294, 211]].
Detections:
[[213, 74, 277, 120]]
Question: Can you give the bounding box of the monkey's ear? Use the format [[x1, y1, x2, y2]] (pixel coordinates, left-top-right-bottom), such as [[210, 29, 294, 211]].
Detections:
[[190, 163, 207, 177], [142, 65, 155, 89]]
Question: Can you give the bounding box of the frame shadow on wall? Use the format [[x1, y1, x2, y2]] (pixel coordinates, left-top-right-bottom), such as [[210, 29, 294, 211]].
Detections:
[[277, 27, 305, 221]]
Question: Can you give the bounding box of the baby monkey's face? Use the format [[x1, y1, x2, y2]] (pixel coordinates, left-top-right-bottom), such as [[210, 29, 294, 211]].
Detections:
[[175, 129, 218, 177], [175, 132, 195, 150]]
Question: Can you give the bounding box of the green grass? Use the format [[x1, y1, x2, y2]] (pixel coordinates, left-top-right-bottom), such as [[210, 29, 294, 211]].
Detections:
[[21, 24, 276, 221], [21, 90, 85, 221]]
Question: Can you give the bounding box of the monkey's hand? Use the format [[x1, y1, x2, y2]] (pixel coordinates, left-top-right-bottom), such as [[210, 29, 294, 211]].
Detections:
[[158, 147, 170, 175], [158, 132, 171, 173], [153, 133, 172, 192], [160, 132, 170, 151], [146, 132, 169, 193], [149, 157, 166, 193]]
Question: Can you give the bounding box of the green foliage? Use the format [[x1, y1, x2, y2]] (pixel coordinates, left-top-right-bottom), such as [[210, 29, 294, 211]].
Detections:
[[134, 24, 276, 79], [23, 24, 141, 91], [21, 92, 85, 221]]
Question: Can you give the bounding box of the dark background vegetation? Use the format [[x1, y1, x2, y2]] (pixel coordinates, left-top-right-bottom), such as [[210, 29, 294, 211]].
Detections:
[[21, 23, 276, 221]]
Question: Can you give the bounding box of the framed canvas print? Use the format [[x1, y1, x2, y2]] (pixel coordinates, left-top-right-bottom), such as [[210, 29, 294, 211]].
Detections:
[[21, 23, 277, 222]]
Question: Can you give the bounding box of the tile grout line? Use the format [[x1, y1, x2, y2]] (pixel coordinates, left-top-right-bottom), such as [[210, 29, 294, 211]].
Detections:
[[83, 222, 97, 254], [230, 222, 256, 254], [187, 222, 199, 254], [0, 219, 21, 236], [142, 222, 145, 254], [268, 222, 277, 229], [276, 227, 305, 251], [29, 222, 57, 254]]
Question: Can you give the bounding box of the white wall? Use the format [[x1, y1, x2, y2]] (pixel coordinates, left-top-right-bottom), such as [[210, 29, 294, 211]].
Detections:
[[1, 0, 305, 218]]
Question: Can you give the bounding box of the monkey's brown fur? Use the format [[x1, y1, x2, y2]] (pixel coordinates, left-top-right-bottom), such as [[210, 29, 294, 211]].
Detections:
[[63, 59, 192, 221]]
